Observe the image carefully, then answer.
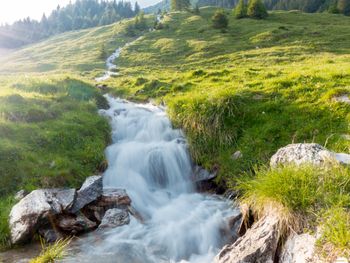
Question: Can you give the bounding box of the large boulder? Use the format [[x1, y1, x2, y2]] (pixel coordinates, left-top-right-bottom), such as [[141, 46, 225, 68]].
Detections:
[[270, 143, 350, 167], [279, 233, 325, 263], [9, 189, 76, 244], [98, 208, 130, 229], [214, 215, 280, 263], [70, 175, 103, 213]]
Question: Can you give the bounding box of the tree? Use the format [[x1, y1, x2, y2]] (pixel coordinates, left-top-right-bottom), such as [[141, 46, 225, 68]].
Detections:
[[234, 0, 247, 19], [247, 0, 268, 19], [134, 2, 141, 15], [194, 3, 200, 14], [338, 0, 350, 15], [211, 9, 229, 29]]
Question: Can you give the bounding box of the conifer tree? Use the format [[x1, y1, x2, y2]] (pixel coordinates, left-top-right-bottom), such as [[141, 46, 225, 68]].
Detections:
[[247, 0, 268, 19], [338, 0, 350, 15], [134, 2, 141, 15], [234, 0, 247, 19]]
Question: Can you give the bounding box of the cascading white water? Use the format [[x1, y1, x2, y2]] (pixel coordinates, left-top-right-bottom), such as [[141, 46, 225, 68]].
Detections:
[[62, 96, 239, 263]]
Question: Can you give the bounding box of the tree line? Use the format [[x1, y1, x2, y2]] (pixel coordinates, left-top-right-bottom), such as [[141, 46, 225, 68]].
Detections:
[[171, 0, 350, 14], [0, 0, 141, 49]]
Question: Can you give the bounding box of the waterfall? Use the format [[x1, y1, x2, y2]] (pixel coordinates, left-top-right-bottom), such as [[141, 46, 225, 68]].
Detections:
[[62, 96, 239, 263]]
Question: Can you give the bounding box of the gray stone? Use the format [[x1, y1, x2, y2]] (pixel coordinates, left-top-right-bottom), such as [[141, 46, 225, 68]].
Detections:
[[270, 143, 335, 167], [9, 188, 76, 244], [231, 151, 243, 160], [214, 215, 280, 263], [14, 190, 28, 201], [270, 143, 350, 167], [99, 208, 130, 229], [57, 214, 96, 234], [279, 233, 325, 263], [334, 95, 350, 104], [70, 175, 103, 213], [192, 166, 217, 182], [38, 226, 64, 243]]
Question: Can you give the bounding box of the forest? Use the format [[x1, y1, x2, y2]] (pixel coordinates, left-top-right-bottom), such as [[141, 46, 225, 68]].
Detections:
[[0, 0, 140, 48]]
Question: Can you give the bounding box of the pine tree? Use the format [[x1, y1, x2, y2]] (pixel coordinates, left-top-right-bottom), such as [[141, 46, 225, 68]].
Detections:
[[338, 0, 350, 15], [247, 0, 268, 19], [134, 2, 141, 15], [234, 0, 247, 19]]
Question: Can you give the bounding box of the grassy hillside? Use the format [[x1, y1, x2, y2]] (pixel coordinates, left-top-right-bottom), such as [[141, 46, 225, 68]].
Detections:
[[0, 16, 153, 77], [102, 8, 350, 180], [0, 6, 349, 257]]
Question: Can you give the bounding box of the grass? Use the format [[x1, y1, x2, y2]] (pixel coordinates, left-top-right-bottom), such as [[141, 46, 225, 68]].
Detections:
[[238, 164, 350, 257], [29, 238, 71, 263], [0, 75, 110, 249]]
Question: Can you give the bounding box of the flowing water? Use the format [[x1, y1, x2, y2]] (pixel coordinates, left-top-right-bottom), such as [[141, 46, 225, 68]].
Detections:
[[61, 96, 239, 263]]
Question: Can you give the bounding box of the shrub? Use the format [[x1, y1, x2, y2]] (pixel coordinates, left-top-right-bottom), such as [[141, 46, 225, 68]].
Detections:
[[247, 0, 268, 19], [212, 10, 229, 29], [234, 0, 248, 19]]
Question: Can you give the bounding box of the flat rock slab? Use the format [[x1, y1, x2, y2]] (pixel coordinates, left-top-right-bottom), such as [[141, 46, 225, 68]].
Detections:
[[9, 189, 76, 244]]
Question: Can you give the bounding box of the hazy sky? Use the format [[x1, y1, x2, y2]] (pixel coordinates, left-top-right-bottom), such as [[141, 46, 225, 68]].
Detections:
[[0, 0, 159, 24]]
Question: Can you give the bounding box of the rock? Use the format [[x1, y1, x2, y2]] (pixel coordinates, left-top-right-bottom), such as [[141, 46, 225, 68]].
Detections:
[[214, 215, 280, 263], [14, 190, 28, 201], [231, 151, 243, 160], [279, 233, 325, 263], [70, 175, 103, 213], [334, 95, 350, 104], [38, 226, 64, 243], [57, 214, 96, 234], [97, 188, 132, 208], [270, 143, 336, 167], [271, 143, 350, 167], [9, 188, 76, 244], [192, 165, 217, 182], [99, 208, 130, 229]]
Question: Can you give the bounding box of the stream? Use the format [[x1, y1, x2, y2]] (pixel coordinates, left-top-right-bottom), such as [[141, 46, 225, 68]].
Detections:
[[61, 96, 239, 263]]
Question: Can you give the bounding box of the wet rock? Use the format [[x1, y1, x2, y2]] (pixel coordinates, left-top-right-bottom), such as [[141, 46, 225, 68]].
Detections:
[[99, 208, 130, 229], [14, 190, 28, 201], [193, 165, 217, 182], [97, 188, 132, 208], [58, 214, 97, 234], [38, 226, 64, 243], [215, 215, 280, 263], [279, 233, 325, 263], [9, 189, 76, 244], [271, 143, 338, 167], [231, 151, 243, 160], [70, 175, 103, 213]]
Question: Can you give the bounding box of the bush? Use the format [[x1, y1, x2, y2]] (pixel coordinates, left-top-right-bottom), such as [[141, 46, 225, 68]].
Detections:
[[212, 10, 229, 29], [247, 0, 268, 19], [234, 0, 248, 19]]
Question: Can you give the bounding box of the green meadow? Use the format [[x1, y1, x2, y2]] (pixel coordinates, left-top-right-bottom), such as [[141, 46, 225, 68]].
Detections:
[[0, 6, 349, 257]]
